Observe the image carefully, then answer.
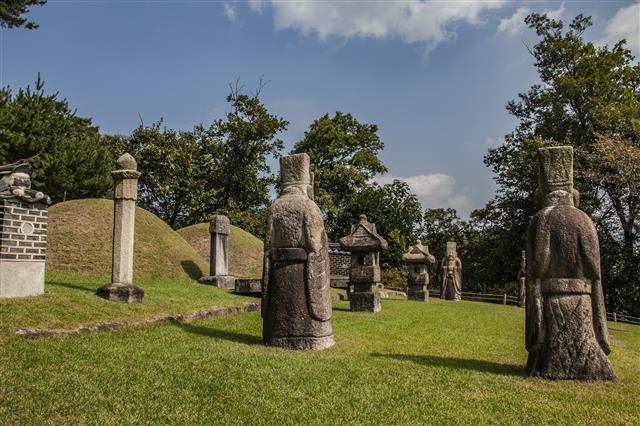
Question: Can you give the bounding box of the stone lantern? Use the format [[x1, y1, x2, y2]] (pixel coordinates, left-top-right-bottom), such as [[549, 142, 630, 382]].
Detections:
[[402, 240, 436, 302], [339, 214, 387, 312]]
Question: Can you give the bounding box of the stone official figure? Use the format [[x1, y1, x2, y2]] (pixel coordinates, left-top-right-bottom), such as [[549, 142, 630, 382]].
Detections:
[[517, 250, 526, 307], [440, 241, 462, 300], [261, 153, 334, 350], [526, 146, 615, 381]]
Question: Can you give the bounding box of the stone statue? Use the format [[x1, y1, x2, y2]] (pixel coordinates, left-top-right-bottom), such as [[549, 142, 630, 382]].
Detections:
[[402, 240, 436, 302], [526, 146, 615, 381], [261, 153, 334, 350], [440, 241, 462, 300], [517, 250, 526, 307], [0, 163, 50, 204]]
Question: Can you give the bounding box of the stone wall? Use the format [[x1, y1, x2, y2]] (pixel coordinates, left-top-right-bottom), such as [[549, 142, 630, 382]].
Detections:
[[0, 199, 48, 262], [329, 242, 349, 288]]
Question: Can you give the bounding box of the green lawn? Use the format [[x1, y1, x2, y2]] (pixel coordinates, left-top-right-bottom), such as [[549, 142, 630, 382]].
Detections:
[[1, 274, 639, 425]]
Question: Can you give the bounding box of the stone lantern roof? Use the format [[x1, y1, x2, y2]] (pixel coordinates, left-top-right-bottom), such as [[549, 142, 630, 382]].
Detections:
[[339, 214, 388, 253], [402, 240, 434, 264], [0, 162, 51, 205]]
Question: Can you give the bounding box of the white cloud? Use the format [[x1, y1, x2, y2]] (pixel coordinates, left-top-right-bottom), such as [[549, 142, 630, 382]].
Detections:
[[497, 3, 565, 36], [223, 3, 236, 22], [375, 173, 473, 216], [600, 2, 640, 57], [497, 7, 530, 35], [250, 1, 508, 50]]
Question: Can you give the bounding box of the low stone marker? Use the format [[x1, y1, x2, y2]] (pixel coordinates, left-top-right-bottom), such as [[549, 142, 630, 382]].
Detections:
[[340, 214, 388, 312], [198, 215, 235, 289], [526, 146, 615, 381], [97, 153, 144, 303], [0, 163, 51, 298], [440, 241, 462, 301], [402, 240, 436, 302]]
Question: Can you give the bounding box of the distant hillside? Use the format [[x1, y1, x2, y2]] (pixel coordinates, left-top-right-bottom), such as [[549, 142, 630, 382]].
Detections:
[[47, 199, 208, 279], [178, 223, 263, 279]]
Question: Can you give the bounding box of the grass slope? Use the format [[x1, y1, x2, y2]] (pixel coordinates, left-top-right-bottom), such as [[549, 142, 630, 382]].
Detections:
[[47, 199, 208, 280], [1, 293, 638, 424], [178, 222, 263, 279]]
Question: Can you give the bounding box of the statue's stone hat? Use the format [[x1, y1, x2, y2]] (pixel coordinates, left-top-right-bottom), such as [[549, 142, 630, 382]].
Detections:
[[538, 146, 573, 194], [280, 153, 311, 187]]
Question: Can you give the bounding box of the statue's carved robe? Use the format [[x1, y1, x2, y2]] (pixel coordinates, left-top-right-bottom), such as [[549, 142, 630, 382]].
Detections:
[[440, 257, 462, 300], [526, 202, 616, 380], [262, 189, 333, 349]]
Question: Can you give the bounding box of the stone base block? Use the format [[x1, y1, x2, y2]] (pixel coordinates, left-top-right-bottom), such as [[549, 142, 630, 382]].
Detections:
[[264, 335, 335, 351], [408, 288, 429, 302], [234, 279, 261, 294], [97, 282, 144, 303], [350, 291, 381, 313], [198, 275, 236, 289], [0, 261, 45, 298]]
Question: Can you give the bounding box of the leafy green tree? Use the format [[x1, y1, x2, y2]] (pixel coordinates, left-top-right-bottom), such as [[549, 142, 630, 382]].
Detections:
[[0, 0, 47, 29], [481, 13, 640, 313], [336, 180, 423, 268], [195, 81, 288, 235], [106, 123, 217, 229], [0, 76, 112, 201], [291, 112, 387, 238]]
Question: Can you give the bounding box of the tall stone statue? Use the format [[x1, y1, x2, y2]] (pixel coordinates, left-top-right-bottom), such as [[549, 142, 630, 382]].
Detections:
[[261, 153, 334, 350], [440, 241, 462, 300], [526, 146, 615, 381], [517, 250, 526, 307]]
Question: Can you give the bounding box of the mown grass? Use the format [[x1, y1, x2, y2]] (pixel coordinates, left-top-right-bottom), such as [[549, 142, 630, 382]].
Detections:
[[0, 271, 252, 333], [1, 279, 638, 425]]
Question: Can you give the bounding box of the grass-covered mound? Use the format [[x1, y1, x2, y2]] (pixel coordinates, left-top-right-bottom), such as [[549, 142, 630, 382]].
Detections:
[[47, 199, 208, 280], [178, 222, 263, 279], [1, 296, 638, 424]]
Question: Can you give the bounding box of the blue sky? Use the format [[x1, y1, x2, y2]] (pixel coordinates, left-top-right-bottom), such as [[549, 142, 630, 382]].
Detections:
[[3, 0, 639, 216]]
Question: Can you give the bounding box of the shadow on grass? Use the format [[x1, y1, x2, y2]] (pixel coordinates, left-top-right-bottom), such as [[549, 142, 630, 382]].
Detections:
[[47, 280, 97, 294], [171, 320, 262, 345], [372, 353, 525, 377], [332, 307, 352, 312], [181, 260, 205, 281]]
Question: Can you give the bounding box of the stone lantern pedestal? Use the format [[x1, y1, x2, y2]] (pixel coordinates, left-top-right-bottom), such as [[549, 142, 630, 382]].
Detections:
[[340, 215, 388, 313], [402, 240, 436, 302]]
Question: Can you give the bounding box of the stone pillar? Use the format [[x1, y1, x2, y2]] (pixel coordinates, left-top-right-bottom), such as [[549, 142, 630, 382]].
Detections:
[[97, 153, 144, 303], [198, 214, 235, 289], [339, 215, 388, 313], [0, 163, 50, 298], [402, 240, 436, 302]]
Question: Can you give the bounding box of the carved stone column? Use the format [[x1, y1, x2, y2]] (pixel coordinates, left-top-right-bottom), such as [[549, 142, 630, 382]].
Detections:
[[97, 153, 144, 303], [199, 215, 235, 289]]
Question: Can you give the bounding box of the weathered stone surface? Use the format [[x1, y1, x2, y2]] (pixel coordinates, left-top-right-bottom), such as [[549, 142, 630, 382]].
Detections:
[[526, 146, 615, 381], [0, 163, 50, 298], [234, 278, 261, 294], [517, 250, 526, 307], [440, 241, 462, 301], [96, 282, 144, 303], [262, 153, 334, 350], [340, 215, 388, 313], [98, 153, 143, 303], [402, 239, 436, 302], [199, 214, 235, 287]]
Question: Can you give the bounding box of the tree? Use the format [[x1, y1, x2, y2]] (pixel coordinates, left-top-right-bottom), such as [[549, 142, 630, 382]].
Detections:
[[0, 0, 47, 29], [291, 112, 387, 238], [106, 123, 217, 230], [0, 75, 112, 201], [336, 180, 423, 268], [481, 13, 640, 313], [195, 80, 288, 235]]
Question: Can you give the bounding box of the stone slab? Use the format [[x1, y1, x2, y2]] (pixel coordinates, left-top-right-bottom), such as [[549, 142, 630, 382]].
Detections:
[[198, 275, 236, 289], [97, 282, 144, 303], [234, 278, 261, 294], [0, 261, 45, 298]]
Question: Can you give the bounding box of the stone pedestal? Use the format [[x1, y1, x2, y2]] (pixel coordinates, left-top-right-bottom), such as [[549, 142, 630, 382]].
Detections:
[[97, 153, 144, 303], [340, 215, 388, 313], [0, 163, 51, 298], [198, 215, 235, 288]]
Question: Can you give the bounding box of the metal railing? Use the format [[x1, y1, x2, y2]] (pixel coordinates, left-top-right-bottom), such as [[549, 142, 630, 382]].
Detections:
[[428, 290, 639, 326]]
